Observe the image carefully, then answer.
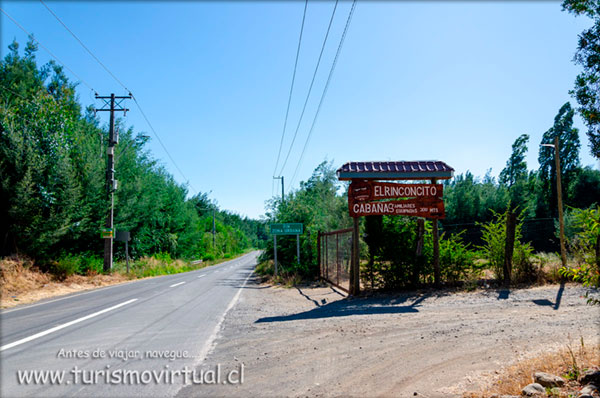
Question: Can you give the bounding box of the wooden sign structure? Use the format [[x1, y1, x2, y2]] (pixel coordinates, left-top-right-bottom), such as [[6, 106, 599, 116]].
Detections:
[[349, 181, 445, 219], [336, 161, 455, 296]]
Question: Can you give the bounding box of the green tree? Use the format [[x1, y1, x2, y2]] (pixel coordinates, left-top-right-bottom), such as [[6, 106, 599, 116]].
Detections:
[[499, 134, 529, 187], [500, 134, 530, 209], [1, 39, 265, 264], [562, 0, 600, 158], [538, 102, 581, 217]]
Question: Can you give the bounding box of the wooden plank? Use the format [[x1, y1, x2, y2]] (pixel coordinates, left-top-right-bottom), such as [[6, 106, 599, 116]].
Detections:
[[349, 198, 445, 219], [349, 181, 443, 202]]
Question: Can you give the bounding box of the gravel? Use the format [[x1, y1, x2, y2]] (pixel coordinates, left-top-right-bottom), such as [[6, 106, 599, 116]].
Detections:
[[176, 279, 600, 398]]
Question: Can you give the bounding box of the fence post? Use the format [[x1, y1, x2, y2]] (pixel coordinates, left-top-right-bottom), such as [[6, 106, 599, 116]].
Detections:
[[350, 216, 360, 296], [317, 231, 321, 279], [414, 218, 425, 287]]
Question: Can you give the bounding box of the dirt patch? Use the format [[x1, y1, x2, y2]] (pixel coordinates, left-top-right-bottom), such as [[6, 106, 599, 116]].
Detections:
[[0, 257, 131, 309], [177, 280, 599, 398]]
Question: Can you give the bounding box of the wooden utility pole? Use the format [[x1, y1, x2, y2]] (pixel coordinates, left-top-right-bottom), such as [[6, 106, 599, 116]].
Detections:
[[554, 136, 567, 267], [431, 178, 440, 287], [95, 93, 131, 272]]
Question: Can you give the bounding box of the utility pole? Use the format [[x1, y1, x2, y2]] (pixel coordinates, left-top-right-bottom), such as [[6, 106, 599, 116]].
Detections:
[[273, 176, 284, 202], [542, 138, 567, 267], [554, 137, 567, 267], [95, 93, 131, 272], [212, 208, 216, 249]]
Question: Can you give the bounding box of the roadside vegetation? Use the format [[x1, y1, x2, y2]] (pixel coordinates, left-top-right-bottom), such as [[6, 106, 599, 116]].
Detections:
[[258, 0, 600, 295], [258, 123, 599, 295], [0, 250, 253, 308], [0, 39, 268, 283], [464, 337, 600, 397]]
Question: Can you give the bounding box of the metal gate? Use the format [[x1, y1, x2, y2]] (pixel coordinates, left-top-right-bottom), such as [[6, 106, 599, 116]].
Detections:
[[318, 228, 353, 293]]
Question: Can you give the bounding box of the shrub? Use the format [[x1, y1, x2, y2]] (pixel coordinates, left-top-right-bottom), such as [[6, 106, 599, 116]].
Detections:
[[477, 209, 534, 283], [439, 231, 476, 283], [202, 253, 215, 262], [51, 255, 81, 280], [559, 206, 600, 305], [79, 255, 103, 275]]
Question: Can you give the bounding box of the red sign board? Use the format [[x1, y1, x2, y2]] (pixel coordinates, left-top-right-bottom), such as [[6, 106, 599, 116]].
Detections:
[[349, 198, 445, 219], [350, 181, 443, 202]]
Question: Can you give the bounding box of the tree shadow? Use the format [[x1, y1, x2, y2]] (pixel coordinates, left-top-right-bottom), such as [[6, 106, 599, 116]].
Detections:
[[497, 289, 510, 300], [215, 274, 271, 289], [532, 282, 565, 310], [255, 293, 427, 323]]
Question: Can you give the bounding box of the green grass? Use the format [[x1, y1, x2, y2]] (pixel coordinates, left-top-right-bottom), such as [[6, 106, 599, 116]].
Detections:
[[112, 249, 255, 279]]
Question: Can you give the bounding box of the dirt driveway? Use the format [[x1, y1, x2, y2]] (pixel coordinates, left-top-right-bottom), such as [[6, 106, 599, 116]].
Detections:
[[177, 279, 599, 398]]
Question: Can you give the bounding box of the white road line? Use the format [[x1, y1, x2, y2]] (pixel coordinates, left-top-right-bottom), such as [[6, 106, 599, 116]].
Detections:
[[170, 282, 186, 287], [0, 280, 136, 314], [195, 270, 253, 364], [198, 275, 206, 278], [0, 299, 138, 351]]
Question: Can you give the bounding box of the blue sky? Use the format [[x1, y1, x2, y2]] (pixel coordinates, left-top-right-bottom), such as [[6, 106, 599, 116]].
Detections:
[[1, 1, 598, 219]]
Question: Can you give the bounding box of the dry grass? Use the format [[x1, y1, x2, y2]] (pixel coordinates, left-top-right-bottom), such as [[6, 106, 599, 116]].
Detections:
[[0, 256, 130, 309], [1, 252, 252, 309], [464, 338, 600, 397]]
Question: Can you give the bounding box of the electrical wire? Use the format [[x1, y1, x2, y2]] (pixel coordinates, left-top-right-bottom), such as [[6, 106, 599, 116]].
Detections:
[[0, 6, 96, 94], [131, 95, 198, 194], [39, 0, 130, 93], [36, 1, 198, 194], [273, 0, 309, 179], [277, 0, 339, 177], [289, 0, 357, 189]]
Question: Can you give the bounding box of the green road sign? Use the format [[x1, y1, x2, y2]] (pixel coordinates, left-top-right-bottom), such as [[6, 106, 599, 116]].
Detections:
[[270, 223, 303, 235], [101, 228, 113, 239]]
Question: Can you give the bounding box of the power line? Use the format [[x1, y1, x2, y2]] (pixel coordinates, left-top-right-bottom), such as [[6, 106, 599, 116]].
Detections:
[[131, 95, 198, 194], [289, 0, 357, 189], [273, 0, 308, 178], [277, 0, 339, 177], [37, 1, 198, 194], [39, 0, 130, 93], [0, 6, 96, 93]]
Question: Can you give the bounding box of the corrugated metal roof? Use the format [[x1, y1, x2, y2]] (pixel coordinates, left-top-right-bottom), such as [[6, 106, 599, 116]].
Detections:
[[336, 161, 454, 180]]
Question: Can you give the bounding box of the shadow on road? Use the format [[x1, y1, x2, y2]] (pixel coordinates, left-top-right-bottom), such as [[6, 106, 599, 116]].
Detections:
[[497, 289, 510, 300], [255, 294, 427, 323], [532, 282, 565, 310]]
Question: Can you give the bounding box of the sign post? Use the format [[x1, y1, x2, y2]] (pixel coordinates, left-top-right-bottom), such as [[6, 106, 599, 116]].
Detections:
[[115, 231, 131, 274], [337, 160, 454, 295], [274, 235, 278, 277], [270, 223, 304, 276]]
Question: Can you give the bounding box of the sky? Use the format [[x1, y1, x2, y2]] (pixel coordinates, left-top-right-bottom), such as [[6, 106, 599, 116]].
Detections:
[[1, 0, 598, 219]]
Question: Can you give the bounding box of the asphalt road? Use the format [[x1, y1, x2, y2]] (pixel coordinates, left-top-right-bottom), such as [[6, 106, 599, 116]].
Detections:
[[0, 251, 259, 398]]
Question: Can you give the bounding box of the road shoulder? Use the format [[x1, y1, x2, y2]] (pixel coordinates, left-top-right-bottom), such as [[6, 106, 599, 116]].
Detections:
[[177, 281, 599, 397]]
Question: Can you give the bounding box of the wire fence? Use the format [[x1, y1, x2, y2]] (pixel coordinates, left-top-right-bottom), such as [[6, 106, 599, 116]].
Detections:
[[441, 217, 559, 253], [318, 228, 353, 293]]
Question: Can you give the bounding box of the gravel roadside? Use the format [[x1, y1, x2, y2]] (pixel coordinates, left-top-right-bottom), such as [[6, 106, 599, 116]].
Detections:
[[176, 278, 599, 398]]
